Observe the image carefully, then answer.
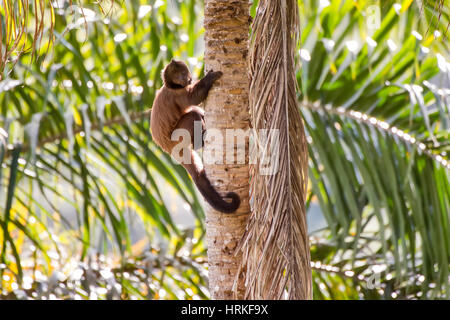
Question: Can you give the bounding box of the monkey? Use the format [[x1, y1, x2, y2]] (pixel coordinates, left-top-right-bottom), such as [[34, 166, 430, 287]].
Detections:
[[150, 59, 240, 214]]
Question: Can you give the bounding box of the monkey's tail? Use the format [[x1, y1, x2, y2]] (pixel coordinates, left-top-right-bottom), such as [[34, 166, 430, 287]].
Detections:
[[182, 150, 240, 214]]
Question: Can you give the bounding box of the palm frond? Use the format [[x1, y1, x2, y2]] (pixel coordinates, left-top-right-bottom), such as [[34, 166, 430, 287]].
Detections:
[[300, 0, 450, 299], [0, 0, 207, 299]]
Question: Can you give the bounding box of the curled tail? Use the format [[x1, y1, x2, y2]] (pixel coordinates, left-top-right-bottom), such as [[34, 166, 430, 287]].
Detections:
[[182, 150, 240, 214]]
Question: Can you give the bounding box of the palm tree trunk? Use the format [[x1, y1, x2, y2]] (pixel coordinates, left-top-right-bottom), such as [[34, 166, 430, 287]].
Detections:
[[203, 0, 250, 300]]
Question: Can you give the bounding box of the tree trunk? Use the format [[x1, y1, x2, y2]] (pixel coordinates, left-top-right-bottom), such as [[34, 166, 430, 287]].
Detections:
[[203, 0, 250, 300]]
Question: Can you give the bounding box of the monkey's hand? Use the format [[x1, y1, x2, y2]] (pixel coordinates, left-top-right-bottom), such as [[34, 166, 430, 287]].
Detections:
[[206, 70, 223, 82]]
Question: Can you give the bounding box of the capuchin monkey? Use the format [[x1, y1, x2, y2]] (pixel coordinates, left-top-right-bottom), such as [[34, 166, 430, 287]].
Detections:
[[150, 59, 240, 214]]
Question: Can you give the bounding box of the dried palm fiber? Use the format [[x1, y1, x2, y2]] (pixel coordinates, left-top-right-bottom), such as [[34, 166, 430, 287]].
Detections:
[[0, 0, 115, 77], [237, 0, 311, 299]]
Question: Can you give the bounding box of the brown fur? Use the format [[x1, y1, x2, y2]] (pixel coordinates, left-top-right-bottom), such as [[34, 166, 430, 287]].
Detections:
[[150, 60, 240, 213]]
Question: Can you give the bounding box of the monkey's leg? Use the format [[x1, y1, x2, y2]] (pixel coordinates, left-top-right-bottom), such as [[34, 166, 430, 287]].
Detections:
[[175, 110, 205, 150], [189, 106, 205, 118]]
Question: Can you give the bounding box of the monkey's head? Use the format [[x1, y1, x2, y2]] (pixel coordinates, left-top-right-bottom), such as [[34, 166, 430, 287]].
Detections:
[[163, 59, 192, 89]]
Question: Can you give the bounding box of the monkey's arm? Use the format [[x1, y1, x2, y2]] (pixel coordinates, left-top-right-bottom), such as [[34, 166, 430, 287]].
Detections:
[[177, 71, 222, 107]]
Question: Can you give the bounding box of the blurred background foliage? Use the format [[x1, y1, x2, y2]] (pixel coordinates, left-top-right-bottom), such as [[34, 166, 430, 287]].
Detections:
[[0, 0, 449, 299]]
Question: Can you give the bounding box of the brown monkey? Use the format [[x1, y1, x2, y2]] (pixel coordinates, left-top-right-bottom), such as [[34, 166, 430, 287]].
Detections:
[[150, 59, 240, 213]]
